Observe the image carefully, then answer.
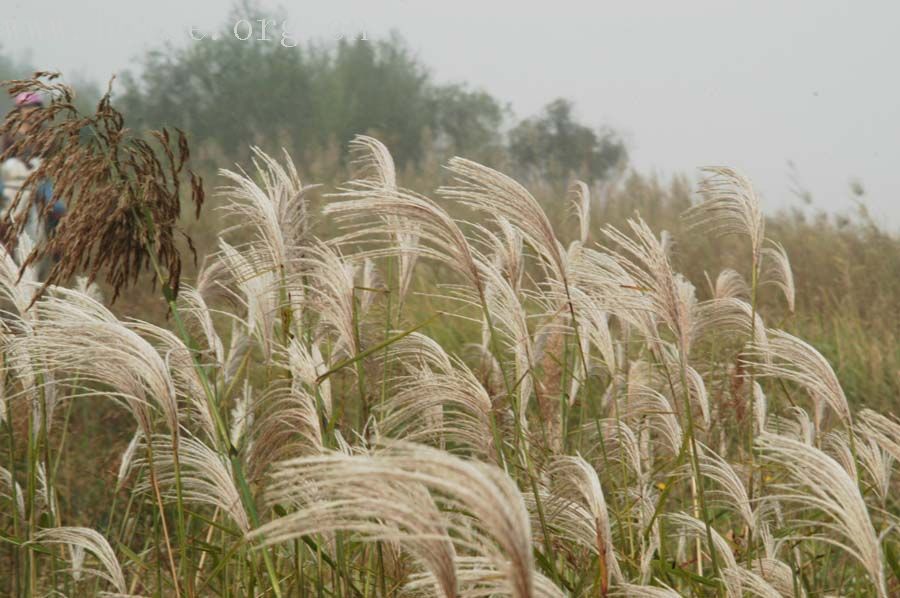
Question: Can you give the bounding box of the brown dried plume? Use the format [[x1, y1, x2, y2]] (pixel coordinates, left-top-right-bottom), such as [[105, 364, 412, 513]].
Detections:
[[0, 72, 204, 302]]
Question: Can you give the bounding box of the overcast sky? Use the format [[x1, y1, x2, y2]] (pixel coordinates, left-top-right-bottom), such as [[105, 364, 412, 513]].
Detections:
[[5, 0, 899, 228]]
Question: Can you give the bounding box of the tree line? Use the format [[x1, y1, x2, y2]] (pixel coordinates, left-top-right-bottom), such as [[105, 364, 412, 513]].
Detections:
[[2, 12, 626, 184]]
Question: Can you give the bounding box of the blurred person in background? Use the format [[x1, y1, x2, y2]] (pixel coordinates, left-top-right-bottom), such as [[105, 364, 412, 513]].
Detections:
[[0, 91, 66, 276]]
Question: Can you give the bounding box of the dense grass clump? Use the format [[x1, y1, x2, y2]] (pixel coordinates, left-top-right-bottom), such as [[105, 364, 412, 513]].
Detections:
[[1, 83, 899, 597]]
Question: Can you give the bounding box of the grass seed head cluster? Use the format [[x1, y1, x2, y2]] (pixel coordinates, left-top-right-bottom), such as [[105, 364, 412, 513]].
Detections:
[[0, 76, 899, 597]]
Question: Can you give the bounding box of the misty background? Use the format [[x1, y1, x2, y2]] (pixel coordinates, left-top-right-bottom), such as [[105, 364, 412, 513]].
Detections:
[[2, 0, 898, 228]]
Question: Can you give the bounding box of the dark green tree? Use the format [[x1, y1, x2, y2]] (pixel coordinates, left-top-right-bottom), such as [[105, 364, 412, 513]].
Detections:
[[307, 34, 433, 167], [429, 83, 508, 161], [118, 7, 316, 165], [508, 98, 626, 183], [118, 7, 507, 170]]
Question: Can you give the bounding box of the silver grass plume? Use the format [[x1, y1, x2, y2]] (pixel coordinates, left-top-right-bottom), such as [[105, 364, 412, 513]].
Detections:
[[216, 240, 280, 360], [379, 333, 494, 458], [765, 405, 817, 445], [859, 409, 900, 462], [567, 286, 616, 377], [115, 428, 143, 490], [570, 180, 592, 245], [403, 556, 566, 598], [673, 364, 711, 428], [760, 240, 795, 312], [262, 471, 456, 596], [474, 216, 524, 294], [0, 236, 47, 421], [138, 433, 250, 532], [128, 321, 217, 443], [246, 381, 325, 480], [358, 257, 381, 318], [217, 146, 310, 276], [695, 444, 755, 533], [550, 455, 623, 590], [566, 246, 657, 342], [25, 287, 178, 435], [441, 256, 536, 433], [711, 268, 750, 300], [223, 318, 250, 384], [178, 284, 226, 372], [625, 384, 683, 456], [666, 511, 738, 570], [693, 297, 768, 352], [824, 430, 860, 485], [597, 419, 646, 485], [190, 260, 249, 388], [287, 338, 332, 416], [603, 219, 694, 354], [32, 527, 128, 594], [830, 430, 894, 505], [229, 382, 252, 449], [756, 432, 888, 597], [752, 557, 804, 597], [0, 233, 40, 317], [634, 488, 663, 584], [253, 441, 536, 598], [36, 462, 58, 520], [297, 241, 363, 359], [721, 566, 783, 598], [479, 261, 536, 434], [747, 329, 852, 427], [440, 157, 568, 286], [0, 465, 24, 521], [752, 381, 768, 437], [688, 166, 765, 264], [566, 319, 591, 407], [350, 135, 420, 309], [532, 314, 568, 453], [327, 162, 487, 301]]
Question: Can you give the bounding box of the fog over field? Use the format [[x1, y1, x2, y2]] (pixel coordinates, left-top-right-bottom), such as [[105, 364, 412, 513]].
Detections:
[[4, 3, 900, 596], [7, 0, 899, 228]]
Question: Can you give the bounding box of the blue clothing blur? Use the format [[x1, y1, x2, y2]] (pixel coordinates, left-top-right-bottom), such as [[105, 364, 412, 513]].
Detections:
[[35, 179, 65, 229], [0, 175, 65, 230]]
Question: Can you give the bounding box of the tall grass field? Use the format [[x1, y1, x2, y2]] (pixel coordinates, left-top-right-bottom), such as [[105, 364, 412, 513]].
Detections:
[[0, 76, 899, 597]]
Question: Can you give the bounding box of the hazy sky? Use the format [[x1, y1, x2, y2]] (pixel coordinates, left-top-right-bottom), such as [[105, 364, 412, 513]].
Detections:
[[5, 0, 899, 228]]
